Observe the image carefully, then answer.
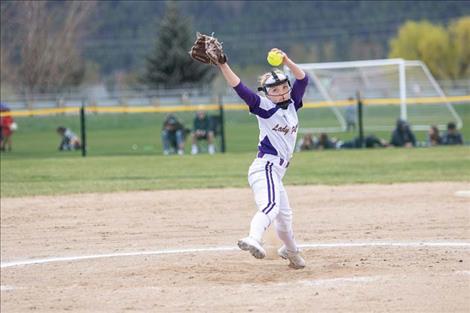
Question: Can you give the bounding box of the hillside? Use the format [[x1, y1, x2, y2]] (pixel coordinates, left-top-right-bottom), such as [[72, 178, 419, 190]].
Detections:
[[84, 1, 470, 74]]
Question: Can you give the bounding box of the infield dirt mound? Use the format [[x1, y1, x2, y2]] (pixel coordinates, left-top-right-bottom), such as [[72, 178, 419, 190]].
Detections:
[[1, 182, 469, 312]]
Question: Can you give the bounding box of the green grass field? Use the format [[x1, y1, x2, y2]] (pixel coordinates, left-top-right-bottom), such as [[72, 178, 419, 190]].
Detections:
[[1, 103, 469, 197], [1, 103, 469, 158], [1, 147, 469, 197]]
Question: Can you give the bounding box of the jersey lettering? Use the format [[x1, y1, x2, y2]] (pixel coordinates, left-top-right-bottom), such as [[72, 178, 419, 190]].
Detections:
[[271, 124, 291, 135]]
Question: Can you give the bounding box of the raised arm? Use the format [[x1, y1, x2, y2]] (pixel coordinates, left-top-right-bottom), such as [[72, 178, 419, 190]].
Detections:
[[218, 62, 260, 108], [271, 48, 306, 80], [218, 63, 240, 87], [188, 33, 260, 107], [270, 48, 308, 109], [285, 57, 305, 80]]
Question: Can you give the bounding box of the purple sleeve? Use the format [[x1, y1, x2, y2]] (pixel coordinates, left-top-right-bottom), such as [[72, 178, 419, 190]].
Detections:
[[291, 75, 309, 111], [233, 82, 260, 108], [233, 81, 279, 119]]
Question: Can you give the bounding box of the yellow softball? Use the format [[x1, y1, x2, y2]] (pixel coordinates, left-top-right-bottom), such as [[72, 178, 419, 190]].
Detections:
[[267, 50, 283, 67]]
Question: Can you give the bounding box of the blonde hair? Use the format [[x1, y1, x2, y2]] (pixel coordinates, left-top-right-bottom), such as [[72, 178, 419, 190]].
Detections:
[[258, 69, 285, 88]]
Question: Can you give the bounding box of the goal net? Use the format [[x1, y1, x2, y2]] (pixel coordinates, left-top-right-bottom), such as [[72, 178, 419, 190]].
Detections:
[[288, 58, 463, 133]]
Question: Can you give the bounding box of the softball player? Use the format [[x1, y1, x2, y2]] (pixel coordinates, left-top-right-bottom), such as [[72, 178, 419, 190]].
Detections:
[[218, 49, 308, 269]]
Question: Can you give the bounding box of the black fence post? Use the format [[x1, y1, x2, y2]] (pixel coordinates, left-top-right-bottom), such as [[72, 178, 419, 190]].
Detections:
[[218, 95, 226, 153], [356, 91, 364, 148], [80, 101, 87, 157]]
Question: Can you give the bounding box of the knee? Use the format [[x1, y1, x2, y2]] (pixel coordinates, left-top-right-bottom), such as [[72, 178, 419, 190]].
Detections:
[[176, 130, 184, 140], [262, 204, 279, 221], [275, 219, 292, 233], [275, 211, 293, 232]]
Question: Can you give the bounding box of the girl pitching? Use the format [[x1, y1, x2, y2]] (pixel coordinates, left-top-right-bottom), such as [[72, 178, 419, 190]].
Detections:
[[217, 48, 308, 269]]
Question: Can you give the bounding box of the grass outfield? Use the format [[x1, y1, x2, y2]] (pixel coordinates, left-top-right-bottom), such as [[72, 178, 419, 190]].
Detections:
[[1, 103, 469, 158], [1, 146, 469, 197]]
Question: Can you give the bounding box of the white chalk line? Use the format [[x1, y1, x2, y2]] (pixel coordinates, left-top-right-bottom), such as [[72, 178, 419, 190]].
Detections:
[[302, 275, 381, 286], [455, 190, 470, 197], [1, 241, 469, 269], [273, 275, 382, 287]]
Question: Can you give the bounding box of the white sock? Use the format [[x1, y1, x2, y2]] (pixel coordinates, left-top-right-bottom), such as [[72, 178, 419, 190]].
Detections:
[[208, 144, 215, 154], [276, 229, 298, 252], [249, 212, 270, 243], [191, 145, 198, 155]]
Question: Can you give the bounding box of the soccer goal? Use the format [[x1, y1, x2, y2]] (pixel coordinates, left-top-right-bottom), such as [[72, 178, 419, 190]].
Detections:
[[287, 58, 463, 133]]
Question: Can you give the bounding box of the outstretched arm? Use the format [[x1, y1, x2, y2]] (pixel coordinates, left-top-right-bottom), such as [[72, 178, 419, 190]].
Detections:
[[188, 33, 259, 109], [218, 63, 240, 87], [217, 62, 260, 108]]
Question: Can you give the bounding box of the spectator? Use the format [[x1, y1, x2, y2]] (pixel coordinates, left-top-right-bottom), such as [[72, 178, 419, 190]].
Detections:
[[345, 97, 357, 131], [428, 125, 442, 146], [390, 119, 416, 148], [161, 114, 186, 155], [442, 122, 463, 145], [191, 110, 215, 155], [298, 133, 316, 151], [316, 133, 336, 150], [340, 135, 388, 149], [0, 104, 16, 152], [57, 126, 81, 151]]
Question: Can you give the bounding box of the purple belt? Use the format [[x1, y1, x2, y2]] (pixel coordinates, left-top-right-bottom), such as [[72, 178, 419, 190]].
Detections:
[[257, 152, 290, 168]]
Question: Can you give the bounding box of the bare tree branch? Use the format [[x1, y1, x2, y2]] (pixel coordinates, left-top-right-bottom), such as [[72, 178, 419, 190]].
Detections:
[[1, 1, 96, 95]]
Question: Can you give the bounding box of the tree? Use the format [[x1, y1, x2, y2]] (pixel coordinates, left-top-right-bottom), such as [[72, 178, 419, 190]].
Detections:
[[416, 24, 456, 80], [1, 1, 95, 94], [449, 16, 470, 78], [142, 2, 215, 89], [389, 17, 470, 80]]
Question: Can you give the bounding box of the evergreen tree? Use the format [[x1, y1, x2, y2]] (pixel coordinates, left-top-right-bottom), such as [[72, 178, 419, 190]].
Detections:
[[143, 2, 215, 89]]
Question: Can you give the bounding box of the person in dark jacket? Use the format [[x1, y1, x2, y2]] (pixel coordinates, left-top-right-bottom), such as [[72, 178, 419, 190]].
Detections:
[[316, 133, 336, 150], [161, 114, 186, 155], [442, 122, 463, 145], [390, 119, 416, 148], [340, 135, 388, 149]]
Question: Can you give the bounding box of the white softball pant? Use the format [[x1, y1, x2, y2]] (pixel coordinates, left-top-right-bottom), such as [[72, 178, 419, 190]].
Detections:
[[248, 156, 293, 233]]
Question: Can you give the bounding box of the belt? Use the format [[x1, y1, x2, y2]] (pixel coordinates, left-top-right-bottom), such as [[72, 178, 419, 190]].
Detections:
[[257, 151, 290, 168]]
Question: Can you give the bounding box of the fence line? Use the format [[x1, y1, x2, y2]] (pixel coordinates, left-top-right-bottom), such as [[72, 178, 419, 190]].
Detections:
[[1, 95, 469, 117]]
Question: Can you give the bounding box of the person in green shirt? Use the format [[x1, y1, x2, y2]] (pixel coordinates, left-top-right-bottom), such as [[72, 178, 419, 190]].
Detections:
[[191, 110, 215, 155]]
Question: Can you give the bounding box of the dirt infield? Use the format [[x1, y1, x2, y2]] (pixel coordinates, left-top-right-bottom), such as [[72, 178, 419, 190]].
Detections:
[[1, 182, 470, 312]]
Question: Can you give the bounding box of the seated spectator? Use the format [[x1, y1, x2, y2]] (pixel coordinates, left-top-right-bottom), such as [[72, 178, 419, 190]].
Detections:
[[298, 133, 316, 151], [57, 126, 81, 151], [0, 105, 17, 152], [390, 119, 416, 148], [442, 122, 463, 145], [427, 125, 442, 146], [161, 114, 186, 155], [191, 110, 215, 155], [340, 135, 388, 149], [316, 133, 336, 150]]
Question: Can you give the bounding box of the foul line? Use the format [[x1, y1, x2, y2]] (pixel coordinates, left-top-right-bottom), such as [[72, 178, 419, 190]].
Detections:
[[2, 241, 469, 269]]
